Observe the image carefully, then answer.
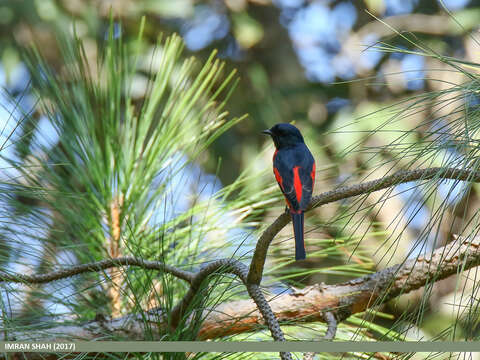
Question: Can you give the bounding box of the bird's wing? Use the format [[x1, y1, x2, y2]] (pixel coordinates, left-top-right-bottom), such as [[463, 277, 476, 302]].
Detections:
[[273, 146, 315, 212], [298, 156, 315, 210]]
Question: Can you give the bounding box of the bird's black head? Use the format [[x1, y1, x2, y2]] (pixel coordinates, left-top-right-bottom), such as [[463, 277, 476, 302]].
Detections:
[[262, 123, 305, 149]]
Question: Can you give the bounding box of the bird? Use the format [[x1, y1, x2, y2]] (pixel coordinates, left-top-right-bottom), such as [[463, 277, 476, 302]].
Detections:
[[262, 123, 315, 261]]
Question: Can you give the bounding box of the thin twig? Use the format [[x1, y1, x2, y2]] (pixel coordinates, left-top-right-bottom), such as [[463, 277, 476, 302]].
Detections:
[[200, 302, 332, 360], [247, 167, 480, 285], [323, 312, 337, 340], [0, 256, 194, 284]]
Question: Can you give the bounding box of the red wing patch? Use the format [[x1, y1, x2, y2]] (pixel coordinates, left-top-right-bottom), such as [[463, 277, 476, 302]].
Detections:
[[275, 166, 293, 209], [293, 166, 302, 204], [311, 162, 316, 187], [274, 167, 283, 191]]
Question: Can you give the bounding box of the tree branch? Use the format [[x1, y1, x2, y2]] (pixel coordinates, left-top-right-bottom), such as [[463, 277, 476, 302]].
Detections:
[[1, 257, 292, 359], [199, 234, 480, 338], [170, 258, 292, 360], [4, 234, 479, 345], [4, 167, 480, 357], [303, 312, 337, 360], [0, 256, 195, 284], [322, 312, 337, 340], [247, 167, 480, 285]]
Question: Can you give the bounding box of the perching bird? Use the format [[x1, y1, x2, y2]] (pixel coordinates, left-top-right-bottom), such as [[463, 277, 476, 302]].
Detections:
[[262, 123, 315, 261]]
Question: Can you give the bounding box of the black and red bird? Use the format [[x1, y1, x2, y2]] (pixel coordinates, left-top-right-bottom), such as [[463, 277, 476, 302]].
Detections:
[[262, 123, 315, 261]]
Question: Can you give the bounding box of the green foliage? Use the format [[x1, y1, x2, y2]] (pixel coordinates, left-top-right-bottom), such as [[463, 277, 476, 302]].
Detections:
[[323, 33, 480, 347], [0, 17, 420, 357], [3, 7, 480, 359], [0, 20, 267, 336], [0, 16, 397, 357]]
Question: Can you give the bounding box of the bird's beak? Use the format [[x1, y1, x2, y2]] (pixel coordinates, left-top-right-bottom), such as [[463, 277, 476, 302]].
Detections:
[[261, 129, 272, 136]]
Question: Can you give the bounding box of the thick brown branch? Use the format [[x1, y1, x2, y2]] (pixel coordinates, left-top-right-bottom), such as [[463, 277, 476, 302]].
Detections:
[[5, 234, 479, 343], [247, 167, 480, 285], [0, 256, 195, 284], [200, 234, 480, 338]]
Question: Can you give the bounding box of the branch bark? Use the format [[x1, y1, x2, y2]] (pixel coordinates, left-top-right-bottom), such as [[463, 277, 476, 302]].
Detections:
[[3, 167, 480, 359], [3, 234, 479, 343], [0, 256, 195, 284], [168, 259, 292, 360], [247, 167, 480, 284]]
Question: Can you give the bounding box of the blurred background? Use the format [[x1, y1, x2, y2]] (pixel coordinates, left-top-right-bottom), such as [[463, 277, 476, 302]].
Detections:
[[2, 0, 480, 349], [2, 0, 477, 181]]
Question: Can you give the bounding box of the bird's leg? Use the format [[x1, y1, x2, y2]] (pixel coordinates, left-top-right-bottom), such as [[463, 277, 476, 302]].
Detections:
[[284, 205, 290, 214]]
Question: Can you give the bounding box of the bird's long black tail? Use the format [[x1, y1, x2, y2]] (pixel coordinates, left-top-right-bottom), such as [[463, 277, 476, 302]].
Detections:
[[291, 212, 306, 260]]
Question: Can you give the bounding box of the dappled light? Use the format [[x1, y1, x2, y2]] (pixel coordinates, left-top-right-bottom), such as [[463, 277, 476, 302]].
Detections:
[[1, 1, 480, 359]]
